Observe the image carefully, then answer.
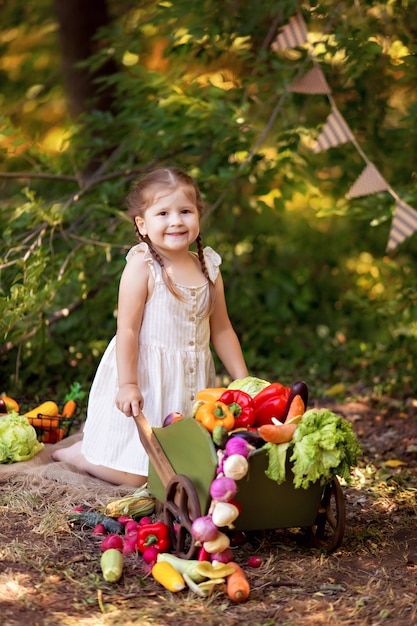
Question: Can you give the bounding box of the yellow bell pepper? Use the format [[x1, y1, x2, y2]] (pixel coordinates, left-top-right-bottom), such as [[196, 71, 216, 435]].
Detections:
[[195, 401, 235, 433], [196, 387, 227, 402]]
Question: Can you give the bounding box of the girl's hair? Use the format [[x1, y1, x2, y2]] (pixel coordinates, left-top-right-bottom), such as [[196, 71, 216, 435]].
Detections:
[[126, 168, 214, 304]]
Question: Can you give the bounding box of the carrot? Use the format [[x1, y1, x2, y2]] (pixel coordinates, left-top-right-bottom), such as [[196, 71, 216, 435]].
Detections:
[[284, 394, 305, 424], [226, 562, 250, 603], [61, 399, 77, 418], [258, 422, 297, 444]]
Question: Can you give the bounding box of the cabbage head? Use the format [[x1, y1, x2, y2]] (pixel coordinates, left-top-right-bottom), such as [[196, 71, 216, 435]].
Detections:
[[0, 412, 44, 463], [227, 376, 270, 397]]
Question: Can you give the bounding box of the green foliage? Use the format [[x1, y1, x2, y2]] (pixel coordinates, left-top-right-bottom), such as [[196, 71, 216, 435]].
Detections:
[[1, 0, 417, 401]]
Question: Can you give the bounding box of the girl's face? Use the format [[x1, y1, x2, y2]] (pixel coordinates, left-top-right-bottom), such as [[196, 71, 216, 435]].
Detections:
[[135, 186, 200, 255]]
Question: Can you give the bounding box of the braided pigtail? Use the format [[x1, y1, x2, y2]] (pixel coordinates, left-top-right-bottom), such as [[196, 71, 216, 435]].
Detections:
[[196, 234, 216, 315]]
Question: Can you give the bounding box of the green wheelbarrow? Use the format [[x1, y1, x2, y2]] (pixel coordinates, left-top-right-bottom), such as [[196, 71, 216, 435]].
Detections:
[[133, 413, 346, 559]]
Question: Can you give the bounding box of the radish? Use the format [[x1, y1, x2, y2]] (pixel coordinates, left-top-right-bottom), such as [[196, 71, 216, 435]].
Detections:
[[101, 534, 124, 552]]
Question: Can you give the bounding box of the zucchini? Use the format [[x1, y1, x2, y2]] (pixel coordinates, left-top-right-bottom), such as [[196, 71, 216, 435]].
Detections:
[[100, 548, 124, 582]]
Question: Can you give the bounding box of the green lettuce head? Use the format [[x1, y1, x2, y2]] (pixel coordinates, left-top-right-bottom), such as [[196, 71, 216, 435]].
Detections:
[[0, 412, 44, 463]]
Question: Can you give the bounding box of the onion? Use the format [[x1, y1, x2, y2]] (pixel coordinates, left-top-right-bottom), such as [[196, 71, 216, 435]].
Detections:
[[209, 476, 237, 502], [101, 534, 124, 552], [211, 547, 234, 563], [191, 515, 218, 543], [212, 501, 240, 528], [225, 437, 250, 458], [223, 454, 249, 480]]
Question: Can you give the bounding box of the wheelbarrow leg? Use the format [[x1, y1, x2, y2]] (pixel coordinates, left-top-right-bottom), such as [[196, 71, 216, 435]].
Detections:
[[307, 477, 346, 552]]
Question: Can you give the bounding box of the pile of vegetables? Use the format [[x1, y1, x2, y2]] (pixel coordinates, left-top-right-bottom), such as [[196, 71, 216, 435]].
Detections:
[[192, 376, 361, 490], [69, 504, 254, 601], [65, 376, 360, 603], [0, 383, 85, 445]]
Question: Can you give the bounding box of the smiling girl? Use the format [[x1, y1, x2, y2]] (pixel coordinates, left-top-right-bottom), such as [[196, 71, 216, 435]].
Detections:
[[53, 167, 248, 486]]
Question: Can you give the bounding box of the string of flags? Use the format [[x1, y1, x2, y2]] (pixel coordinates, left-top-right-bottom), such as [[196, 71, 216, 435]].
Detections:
[[272, 11, 417, 253]]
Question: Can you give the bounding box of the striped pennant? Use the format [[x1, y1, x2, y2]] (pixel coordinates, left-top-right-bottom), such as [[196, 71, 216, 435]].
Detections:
[[386, 199, 417, 252], [346, 163, 389, 199], [288, 66, 332, 95], [272, 13, 308, 51], [312, 108, 353, 153]]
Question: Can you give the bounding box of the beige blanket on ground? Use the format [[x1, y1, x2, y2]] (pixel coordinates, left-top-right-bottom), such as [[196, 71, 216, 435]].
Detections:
[[0, 433, 135, 509]]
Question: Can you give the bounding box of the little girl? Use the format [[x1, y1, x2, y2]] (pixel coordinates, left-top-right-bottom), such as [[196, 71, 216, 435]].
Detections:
[[53, 167, 248, 486]]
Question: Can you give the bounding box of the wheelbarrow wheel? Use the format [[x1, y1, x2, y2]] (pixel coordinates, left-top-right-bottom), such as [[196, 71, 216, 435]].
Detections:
[[163, 474, 201, 560], [307, 477, 345, 553]]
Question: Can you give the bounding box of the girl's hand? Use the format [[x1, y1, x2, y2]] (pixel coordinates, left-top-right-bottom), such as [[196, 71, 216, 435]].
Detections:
[[116, 384, 144, 417]]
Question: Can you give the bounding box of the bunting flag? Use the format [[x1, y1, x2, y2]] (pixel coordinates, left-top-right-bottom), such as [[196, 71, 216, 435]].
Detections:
[[271, 12, 308, 51], [272, 12, 415, 252], [346, 163, 390, 199], [288, 66, 332, 95], [386, 199, 417, 252], [312, 108, 354, 153]]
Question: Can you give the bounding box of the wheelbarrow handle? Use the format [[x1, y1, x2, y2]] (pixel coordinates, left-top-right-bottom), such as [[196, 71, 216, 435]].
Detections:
[[133, 411, 176, 487]]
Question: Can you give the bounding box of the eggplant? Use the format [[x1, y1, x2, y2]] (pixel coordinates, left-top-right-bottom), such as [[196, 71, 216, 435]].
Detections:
[[228, 429, 265, 449], [282, 381, 309, 421]]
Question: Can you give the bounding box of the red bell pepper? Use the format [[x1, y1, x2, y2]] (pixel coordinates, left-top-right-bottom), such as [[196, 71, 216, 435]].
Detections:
[[137, 521, 171, 553], [219, 389, 256, 429], [252, 382, 290, 427]]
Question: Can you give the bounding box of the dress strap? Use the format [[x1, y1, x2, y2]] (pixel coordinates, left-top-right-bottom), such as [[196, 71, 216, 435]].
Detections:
[[125, 242, 161, 281], [203, 246, 222, 283]]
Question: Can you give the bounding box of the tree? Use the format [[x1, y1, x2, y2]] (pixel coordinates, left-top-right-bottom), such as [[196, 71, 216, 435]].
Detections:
[[1, 0, 416, 398]]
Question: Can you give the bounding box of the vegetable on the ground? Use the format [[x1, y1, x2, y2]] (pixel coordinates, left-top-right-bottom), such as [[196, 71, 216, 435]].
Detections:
[[104, 484, 155, 518], [226, 562, 250, 602], [218, 389, 256, 429], [156, 553, 206, 583], [137, 521, 171, 553], [100, 548, 124, 582], [258, 422, 297, 444], [151, 561, 186, 592], [68, 510, 124, 534], [101, 534, 124, 552], [195, 401, 235, 433]]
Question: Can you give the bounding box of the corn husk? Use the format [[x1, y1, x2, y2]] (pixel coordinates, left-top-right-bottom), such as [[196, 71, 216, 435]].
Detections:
[[104, 484, 155, 518]]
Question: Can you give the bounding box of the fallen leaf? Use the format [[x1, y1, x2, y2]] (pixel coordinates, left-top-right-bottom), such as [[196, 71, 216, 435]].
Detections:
[[384, 459, 408, 468]]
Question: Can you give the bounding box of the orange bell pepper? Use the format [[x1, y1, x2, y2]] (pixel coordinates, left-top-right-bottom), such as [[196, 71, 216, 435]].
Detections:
[[195, 401, 235, 433]]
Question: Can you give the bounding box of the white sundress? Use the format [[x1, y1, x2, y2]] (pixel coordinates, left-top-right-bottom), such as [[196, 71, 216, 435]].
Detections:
[[81, 242, 221, 476]]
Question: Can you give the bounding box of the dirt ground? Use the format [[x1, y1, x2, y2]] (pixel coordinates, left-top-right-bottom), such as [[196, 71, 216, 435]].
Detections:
[[1, 394, 417, 626]]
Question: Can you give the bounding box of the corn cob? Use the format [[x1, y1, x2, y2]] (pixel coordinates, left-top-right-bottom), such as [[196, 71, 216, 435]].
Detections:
[[104, 484, 155, 518]]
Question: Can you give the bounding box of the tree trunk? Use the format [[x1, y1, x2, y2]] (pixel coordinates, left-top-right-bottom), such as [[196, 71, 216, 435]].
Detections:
[[53, 0, 118, 120]]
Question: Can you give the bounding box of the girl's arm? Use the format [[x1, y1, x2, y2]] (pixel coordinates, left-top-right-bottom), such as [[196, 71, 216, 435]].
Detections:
[[115, 252, 150, 417], [209, 272, 248, 380]]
